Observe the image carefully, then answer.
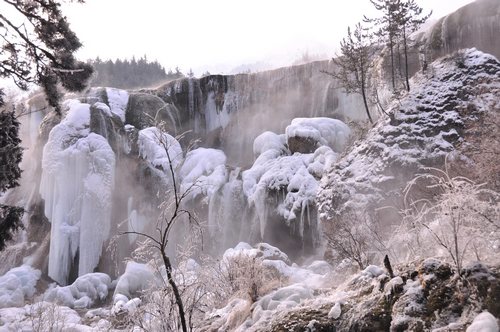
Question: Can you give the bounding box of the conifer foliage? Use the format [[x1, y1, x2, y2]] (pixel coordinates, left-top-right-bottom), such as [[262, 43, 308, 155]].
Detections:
[[0, 0, 91, 251], [89, 57, 182, 89], [364, 0, 431, 92], [324, 23, 374, 124], [0, 90, 24, 251], [0, 0, 93, 113]]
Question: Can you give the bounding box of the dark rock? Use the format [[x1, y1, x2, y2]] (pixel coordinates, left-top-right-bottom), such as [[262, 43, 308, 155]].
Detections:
[[287, 135, 318, 154]]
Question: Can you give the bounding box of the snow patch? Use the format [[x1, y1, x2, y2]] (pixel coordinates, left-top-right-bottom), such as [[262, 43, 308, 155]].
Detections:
[[466, 311, 499, 332]]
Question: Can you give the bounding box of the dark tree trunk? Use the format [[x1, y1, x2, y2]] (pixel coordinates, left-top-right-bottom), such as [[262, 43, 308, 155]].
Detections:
[[162, 249, 188, 332], [403, 27, 410, 92], [389, 33, 396, 91], [384, 255, 395, 278], [360, 76, 374, 124]]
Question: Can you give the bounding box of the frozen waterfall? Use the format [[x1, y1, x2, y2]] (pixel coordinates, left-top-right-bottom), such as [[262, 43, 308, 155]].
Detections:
[[40, 100, 115, 285]]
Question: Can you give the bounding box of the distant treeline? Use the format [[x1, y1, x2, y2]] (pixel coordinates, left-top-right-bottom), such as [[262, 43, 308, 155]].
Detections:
[[88, 56, 184, 89]]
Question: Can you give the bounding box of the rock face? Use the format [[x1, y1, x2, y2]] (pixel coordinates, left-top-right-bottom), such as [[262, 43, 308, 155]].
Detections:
[[424, 0, 500, 61], [268, 260, 500, 332], [317, 49, 500, 246], [146, 62, 364, 165]]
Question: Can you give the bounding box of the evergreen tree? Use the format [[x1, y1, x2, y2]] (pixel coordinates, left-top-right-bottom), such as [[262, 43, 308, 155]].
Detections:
[[396, 0, 431, 91], [0, 0, 91, 251], [0, 90, 24, 251], [365, 0, 430, 92], [0, 0, 93, 113], [89, 57, 173, 89], [324, 23, 374, 124], [364, 0, 400, 91]]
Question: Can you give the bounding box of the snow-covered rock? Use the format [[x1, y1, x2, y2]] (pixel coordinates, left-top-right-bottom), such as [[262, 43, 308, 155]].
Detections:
[[179, 147, 227, 200], [106, 87, 129, 122], [328, 302, 342, 320], [138, 126, 183, 172], [44, 272, 111, 309], [318, 48, 500, 247], [113, 261, 156, 301], [0, 265, 41, 308], [285, 117, 351, 153], [466, 311, 499, 332]]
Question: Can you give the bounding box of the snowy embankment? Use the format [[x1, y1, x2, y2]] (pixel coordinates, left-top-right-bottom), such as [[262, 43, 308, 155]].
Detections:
[[319, 48, 500, 217]]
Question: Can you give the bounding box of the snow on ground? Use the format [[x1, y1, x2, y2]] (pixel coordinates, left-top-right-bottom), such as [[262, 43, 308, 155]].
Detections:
[[319, 48, 500, 217], [205, 242, 333, 330], [0, 265, 40, 309]]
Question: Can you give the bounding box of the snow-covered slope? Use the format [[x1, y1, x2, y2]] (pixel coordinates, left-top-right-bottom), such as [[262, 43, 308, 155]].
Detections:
[[318, 49, 500, 223]]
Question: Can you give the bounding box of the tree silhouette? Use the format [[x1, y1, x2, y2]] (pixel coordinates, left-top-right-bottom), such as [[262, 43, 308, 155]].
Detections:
[[0, 0, 93, 113]]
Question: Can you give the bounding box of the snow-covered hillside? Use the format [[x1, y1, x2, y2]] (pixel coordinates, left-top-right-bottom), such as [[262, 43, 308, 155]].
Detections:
[[319, 48, 499, 226], [0, 48, 498, 332]]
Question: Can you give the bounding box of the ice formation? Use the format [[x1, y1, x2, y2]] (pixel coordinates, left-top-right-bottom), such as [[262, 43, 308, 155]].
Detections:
[[138, 127, 183, 173], [105, 87, 129, 122], [179, 147, 227, 200], [0, 265, 41, 308], [113, 261, 156, 301], [40, 100, 116, 285], [242, 117, 345, 240], [44, 272, 112, 309]]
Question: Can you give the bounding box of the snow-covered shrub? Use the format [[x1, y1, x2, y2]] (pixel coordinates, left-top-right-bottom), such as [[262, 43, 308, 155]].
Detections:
[[400, 165, 500, 274], [323, 209, 387, 270], [27, 302, 75, 332], [207, 243, 288, 305], [122, 258, 208, 331], [113, 261, 156, 301]]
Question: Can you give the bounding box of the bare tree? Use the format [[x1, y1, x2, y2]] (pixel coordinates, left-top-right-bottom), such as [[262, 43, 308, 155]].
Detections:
[[123, 126, 199, 332], [402, 164, 500, 275], [323, 209, 387, 270], [323, 23, 374, 124]]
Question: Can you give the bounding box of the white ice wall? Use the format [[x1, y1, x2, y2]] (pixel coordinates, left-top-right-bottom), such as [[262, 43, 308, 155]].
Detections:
[[40, 100, 115, 285]]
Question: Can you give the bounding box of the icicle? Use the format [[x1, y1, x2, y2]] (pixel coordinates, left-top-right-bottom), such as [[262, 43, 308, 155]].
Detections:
[[40, 101, 115, 285]]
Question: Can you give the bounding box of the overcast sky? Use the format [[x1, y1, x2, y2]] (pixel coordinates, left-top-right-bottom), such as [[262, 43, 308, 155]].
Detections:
[[63, 0, 474, 74]]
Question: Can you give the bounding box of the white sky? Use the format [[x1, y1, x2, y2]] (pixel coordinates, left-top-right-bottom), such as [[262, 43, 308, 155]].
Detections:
[[62, 0, 474, 74]]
